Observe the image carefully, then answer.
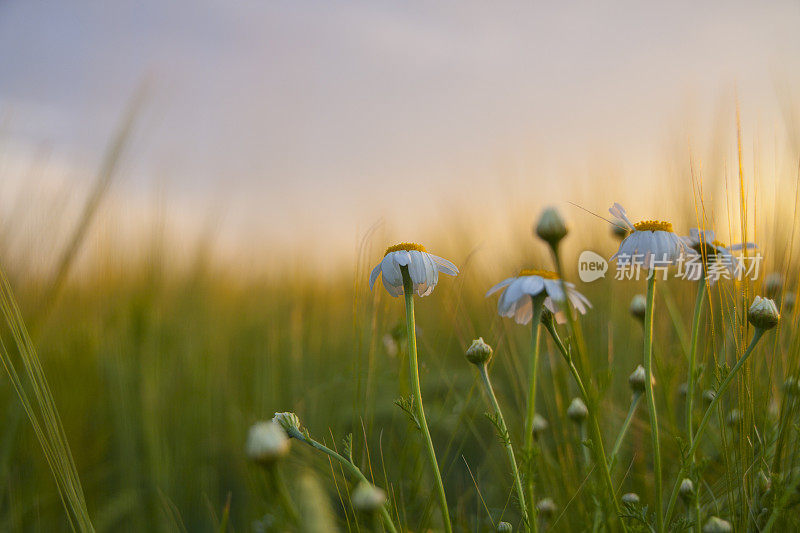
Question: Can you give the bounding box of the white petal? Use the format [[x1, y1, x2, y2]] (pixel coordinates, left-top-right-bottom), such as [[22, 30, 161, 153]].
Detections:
[[543, 279, 565, 301], [486, 277, 515, 297], [430, 254, 459, 276], [609, 203, 635, 230], [369, 263, 382, 290]]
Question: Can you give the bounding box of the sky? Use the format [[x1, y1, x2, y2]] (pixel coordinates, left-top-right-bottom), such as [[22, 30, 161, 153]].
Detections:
[[1, 1, 799, 269]]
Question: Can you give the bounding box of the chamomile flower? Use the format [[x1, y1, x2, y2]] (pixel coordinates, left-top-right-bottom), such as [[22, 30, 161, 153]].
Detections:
[[486, 269, 591, 324], [682, 228, 756, 279], [609, 203, 688, 269], [369, 242, 458, 297]]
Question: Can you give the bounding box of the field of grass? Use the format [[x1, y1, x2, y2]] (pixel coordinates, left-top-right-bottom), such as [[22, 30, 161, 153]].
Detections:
[[1, 124, 800, 532]]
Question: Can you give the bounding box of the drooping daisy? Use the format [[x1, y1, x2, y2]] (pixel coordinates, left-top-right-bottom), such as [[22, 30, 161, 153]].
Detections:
[[682, 228, 756, 279], [369, 242, 458, 297], [486, 269, 591, 324], [609, 203, 688, 269]]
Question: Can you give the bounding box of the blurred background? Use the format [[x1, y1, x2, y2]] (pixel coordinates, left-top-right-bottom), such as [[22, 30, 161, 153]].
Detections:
[[1, 1, 800, 531]]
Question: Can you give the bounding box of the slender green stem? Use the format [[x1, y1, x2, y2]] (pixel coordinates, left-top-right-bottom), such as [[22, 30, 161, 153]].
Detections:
[[286, 428, 398, 533], [478, 364, 532, 530], [400, 266, 452, 533], [608, 393, 642, 471], [523, 296, 545, 532], [663, 328, 765, 525], [685, 275, 706, 533], [685, 275, 706, 443], [642, 273, 664, 533], [269, 466, 300, 523], [543, 319, 628, 533]]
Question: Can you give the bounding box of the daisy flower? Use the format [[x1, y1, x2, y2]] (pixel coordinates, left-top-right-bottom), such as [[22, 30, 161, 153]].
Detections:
[[682, 228, 756, 279], [609, 202, 688, 269], [369, 242, 458, 297], [486, 269, 591, 324]]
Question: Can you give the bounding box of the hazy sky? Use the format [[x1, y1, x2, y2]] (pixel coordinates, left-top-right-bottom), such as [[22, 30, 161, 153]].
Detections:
[[2, 1, 799, 266]]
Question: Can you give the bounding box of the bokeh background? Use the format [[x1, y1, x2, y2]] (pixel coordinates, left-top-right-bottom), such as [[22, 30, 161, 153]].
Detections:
[[2, 1, 800, 531]]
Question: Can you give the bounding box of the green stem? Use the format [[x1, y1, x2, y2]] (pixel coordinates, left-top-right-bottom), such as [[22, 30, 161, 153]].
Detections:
[[478, 364, 532, 530], [663, 328, 765, 525], [543, 319, 628, 533], [608, 393, 642, 471], [685, 275, 706, 533], [523, 296, 545, 532], [287, 428, 398, 533], [642, 273, 664, 533], [400, 266, 452, 533], [685, 275, 706, 443]]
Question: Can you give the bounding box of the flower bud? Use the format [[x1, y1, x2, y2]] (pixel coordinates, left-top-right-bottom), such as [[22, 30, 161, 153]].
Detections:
[[621, 492, 640, 505], [536, 497, 557, 517], [702, 516, 733, 533], [748, 296, 780, 330], [679, 478, 695, 503], [630, 295, 646, 322], [567, 397, 588, 423], [628, 365, 648, 393], [764, 272, 783, 298], [531, 413, 549, 438], [611, 218, 630, 240], [246, 421, 290, 465], [351, 481, 387, 512], [272, 412, 302, 434], [677, 382, 688, 397], [702, 389, 716, 405], [535, 207, 568, 248], [466, 337, 493, 366], [496, 522, 513, 533]]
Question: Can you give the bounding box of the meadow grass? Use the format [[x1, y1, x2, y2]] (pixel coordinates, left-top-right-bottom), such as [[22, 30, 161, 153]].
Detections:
[[1, 125, 800, 532]]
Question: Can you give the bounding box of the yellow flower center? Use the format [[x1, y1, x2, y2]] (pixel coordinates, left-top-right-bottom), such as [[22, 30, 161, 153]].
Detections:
[[712, 240, 727, 248], [633, 220, 673, 232], [384, 242, 427, 255], [518, 268, 559, 279]]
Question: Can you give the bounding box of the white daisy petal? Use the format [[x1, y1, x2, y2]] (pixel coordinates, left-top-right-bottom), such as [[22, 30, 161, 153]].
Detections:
[[486, 277, 516, 297], [430, 254, 459, 276], [369, 263, 382, 290]]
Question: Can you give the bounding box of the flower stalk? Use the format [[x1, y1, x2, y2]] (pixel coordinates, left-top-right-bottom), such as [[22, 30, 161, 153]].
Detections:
[[523, 294, 546, 530], [642, 273, 664, 533], [284, 426, 398, 533], [400, 266, 452, 533], [477, 362, 532, 530]]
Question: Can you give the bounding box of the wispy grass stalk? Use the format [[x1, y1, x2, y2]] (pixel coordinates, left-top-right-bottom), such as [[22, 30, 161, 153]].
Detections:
[[522, 295, 545, 532], [0, 269, 94, 531], [608, 392, 642, 471]]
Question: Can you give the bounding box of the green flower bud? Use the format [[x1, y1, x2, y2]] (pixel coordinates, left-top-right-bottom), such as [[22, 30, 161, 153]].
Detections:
[[630, 294, 646, 322], [466, 337, 493, 366], [531, 413, 549, 438], [567, 397, 588, 423], [272, 412, 302, 434], [246, 421, 290, 465], [702, 516, 733, 533], [628, 365, 648, 393], [351, 481, 387, 512], [679, 478, 695, 503], [702, 389, 716, 405], [611, 218, 630, 240], [496, 522, 513, 533], [748, 296, 780, 330], [535, 207, 568, 248], [621, 492, 640, 505], [536, 497, 557, 517]]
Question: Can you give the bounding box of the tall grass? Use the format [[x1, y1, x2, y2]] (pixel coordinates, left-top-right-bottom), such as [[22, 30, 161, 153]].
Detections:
[[0, 112, 799, 531]]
